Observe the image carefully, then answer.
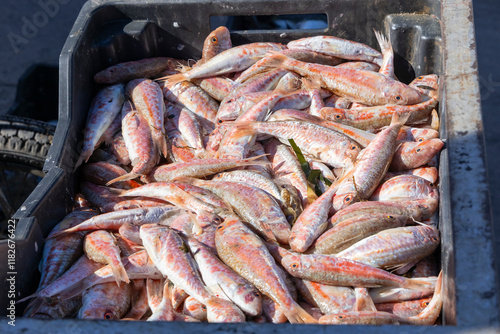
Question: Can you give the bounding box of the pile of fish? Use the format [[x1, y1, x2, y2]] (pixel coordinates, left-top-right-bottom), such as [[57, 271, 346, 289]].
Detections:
[[22, 26, 444, 325]]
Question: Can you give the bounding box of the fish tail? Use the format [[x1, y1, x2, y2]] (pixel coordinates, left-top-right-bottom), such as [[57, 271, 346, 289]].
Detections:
[[156, 72, 188, 85], [262, 51, 294, 70], [106, 173, 140, 186], [111, 260, 130, 285], [390, 110, 411, 127], [284, 301, 318, 324], [75, 151, 91, 171], [402, 276, 435, 290], [407, 271, 443, 325], [16, 292, 38, 304], [224, 121, 258, 137], [301, 77, 321, 91], [374, 30, 393, 55], [238, 154, 271, 167]]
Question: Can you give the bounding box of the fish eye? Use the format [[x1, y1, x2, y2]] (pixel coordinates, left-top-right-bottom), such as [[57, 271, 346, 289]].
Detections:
[[423, 301, 430, 306], [218, 119, 223, 124], [202, 305, 207, 310], [416, 148, 422, 152], [429, 183, 435, 187], [432, 236, 439, 242], [417, 138, 424, 142], [254, 292, 261, 297], [335, 114, 343, 120], [103, 311, 113, 320], [395, 95, 402, 101], [387, 215, 394, 219], [350, 145, 358, 150], [337, 315, 344, 319], [217, 225, 225, 230], [344, 195, 353, 203], [212, 37, 218, 43], [418, 76, 424, 80], [213, 217, 222, 224], [291, 263, 299, 269]]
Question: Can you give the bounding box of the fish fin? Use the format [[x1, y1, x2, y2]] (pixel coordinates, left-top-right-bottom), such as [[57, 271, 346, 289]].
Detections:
[[222, 121, 258, 137], [284, 302, 318, 324], [74, 152, 89, 171], [393, 260, 419, 275], [390, 110, 411, 127], [374, 30, 392, 56], [355, 287, 377, 312], [16, 292, 38, 304], [106, 172, 140, 186], [259, 220, 278, 242], [261, 51, 293, 70], [156, 72, 188, 85], [403, 276, 435, 290], [301, 77, 321, 91], [57, 279, 91, 300], [110, 261, 130, 286], [237, 154, 271, 167], [407, 271, 443, 325]]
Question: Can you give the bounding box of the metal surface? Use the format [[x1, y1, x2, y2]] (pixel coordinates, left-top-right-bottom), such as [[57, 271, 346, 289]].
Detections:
[[441, 0, 500, 327], [0, 0, 498, 331]]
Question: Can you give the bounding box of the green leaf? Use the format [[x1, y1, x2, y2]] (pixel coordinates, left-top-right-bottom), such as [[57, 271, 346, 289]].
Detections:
[[288, 138, 311, 175]]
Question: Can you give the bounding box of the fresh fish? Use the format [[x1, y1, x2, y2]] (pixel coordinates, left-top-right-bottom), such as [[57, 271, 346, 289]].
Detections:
[[282, 253, 433, 289], [294, 278, 356, 315], [95, 57, 178, 84], [143, 156, 268, 183], [287, 35, 383, 65], [329, 198, 439, 226], [215, 217, 317, 324], [332, 112, 410, 210], [197, 26, 232, 66], [183, 296, 208, 321], [335, 225, 440, 271], [140, 224, 245, 323], [78, 281, 132, 319], [390, 138, 444, 171], [370, 174, 439, 201], [232, 120, 361, 169], [312, 213, 412, 254], [163, 81, 219, 124], [163, 42, 286, 84], [187, 178, 291, 243], [126, 78, 168, 157], [76, 84, 125, 168], [188, 237, 262, 316], [84, 230, 130, 285], [123, 280, 150, 320], [262, 52, 423, 106], [82, 162, 138, 189]]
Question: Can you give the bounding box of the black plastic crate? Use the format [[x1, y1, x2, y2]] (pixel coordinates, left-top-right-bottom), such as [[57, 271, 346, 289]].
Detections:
[[1, 0, 497, 331]]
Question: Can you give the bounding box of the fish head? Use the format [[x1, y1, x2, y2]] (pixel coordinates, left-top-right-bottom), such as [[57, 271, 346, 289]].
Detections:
[[320, 312, 360, 324], [233, 285, 263, 316], [401, 139, 444, 169], [410, 74, 439, 98], [78, 300, 121, 320], [206, 297, 245, 323], [320, 107, 347, 123], [334, 192, 359, 211], [411, 127, 439, 142], [281, 254, 305, 276], [412, 166, 439, 184], [204, 26, 232, 56], [385, 82, 425, 105]]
